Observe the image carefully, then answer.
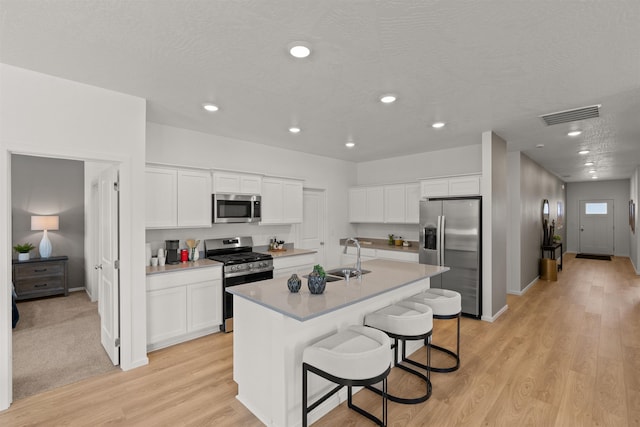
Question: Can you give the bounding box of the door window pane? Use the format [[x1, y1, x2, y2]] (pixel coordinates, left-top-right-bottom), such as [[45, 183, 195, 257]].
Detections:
[[585, 202, 607, 215]]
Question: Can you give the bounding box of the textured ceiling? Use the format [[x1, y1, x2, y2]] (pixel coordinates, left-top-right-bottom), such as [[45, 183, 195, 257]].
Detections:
[[1, 0, 639, 182]]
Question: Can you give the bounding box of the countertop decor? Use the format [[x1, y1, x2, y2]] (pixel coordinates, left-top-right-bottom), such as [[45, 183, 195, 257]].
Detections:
[[146, 258, 221, 275]]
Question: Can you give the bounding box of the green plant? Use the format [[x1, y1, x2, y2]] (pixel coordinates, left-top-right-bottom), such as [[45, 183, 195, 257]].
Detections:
[[553, 234, 562, 242], [13, 243, 35, 253], [388, 234, 394, 245], [312, 264, 326, 278]]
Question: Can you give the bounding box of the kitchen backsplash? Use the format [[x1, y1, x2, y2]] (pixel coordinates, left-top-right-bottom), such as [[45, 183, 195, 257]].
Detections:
[[355, 223, 419, 242], [145, 223, 297, 254]]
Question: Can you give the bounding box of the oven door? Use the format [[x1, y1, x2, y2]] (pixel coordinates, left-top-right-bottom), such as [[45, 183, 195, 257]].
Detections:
[[222, 269, 273, 332], [213, 194, 261, 223]]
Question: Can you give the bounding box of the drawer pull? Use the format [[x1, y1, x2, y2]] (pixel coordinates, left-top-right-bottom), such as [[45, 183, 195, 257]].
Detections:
[[34, 283, 48, 288], [34, 268, 48, 272]]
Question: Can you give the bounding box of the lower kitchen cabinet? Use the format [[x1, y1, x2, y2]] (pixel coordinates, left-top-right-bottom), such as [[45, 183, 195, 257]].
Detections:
[[341, 246, 418, 264], [273, 253, 316, 278], [146, 266, 222, 351]]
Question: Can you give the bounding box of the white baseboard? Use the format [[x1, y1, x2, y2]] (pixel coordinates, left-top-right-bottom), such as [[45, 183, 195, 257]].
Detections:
[[481, 304, 508, 322]]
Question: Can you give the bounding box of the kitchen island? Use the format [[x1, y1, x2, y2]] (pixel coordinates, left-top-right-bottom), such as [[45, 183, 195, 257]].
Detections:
[[228, 258, 449, 427]]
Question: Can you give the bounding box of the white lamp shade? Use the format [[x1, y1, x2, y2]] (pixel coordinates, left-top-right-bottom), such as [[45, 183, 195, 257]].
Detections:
[[31, 215, 59, 231]]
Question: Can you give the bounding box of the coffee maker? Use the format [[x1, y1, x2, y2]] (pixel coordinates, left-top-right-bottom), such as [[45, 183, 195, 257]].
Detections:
[[165, 240, 180, 265]]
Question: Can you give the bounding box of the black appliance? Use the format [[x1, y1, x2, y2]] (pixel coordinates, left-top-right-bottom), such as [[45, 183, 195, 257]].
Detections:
[[165, 239, 180, 265], [204, 236, 273, 332], [212, 194, 261, 223]]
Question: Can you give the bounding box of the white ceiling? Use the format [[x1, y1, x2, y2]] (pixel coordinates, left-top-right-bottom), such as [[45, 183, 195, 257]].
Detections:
[[1, 1, 639, 182]]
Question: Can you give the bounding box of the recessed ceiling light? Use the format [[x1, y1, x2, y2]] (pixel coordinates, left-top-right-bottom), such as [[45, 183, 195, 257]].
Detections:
[[588, 170, 596, 174], [289, 43, 311, 58], [432, 122, 445, 129], [536, 144, 545, 148], [592, 176, 598, 179], [289, 127, 301, 134], [380, 94, 397, 104], [578, 150, 590, 155], [584, 161, 594, 166], [202, 103, 219, 112], [345, 141, 355, 148], [568, 130, 582, 137]]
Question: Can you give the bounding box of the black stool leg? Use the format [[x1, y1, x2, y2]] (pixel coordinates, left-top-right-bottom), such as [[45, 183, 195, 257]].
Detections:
[[427, 313, 460, 373]]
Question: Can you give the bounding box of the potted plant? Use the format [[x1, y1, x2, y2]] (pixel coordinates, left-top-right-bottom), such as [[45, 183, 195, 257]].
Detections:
[[553, 234, 562, 243], [307, 264, 327, 294], [388, 234, 395, 245], [13, 243, 35, 261]]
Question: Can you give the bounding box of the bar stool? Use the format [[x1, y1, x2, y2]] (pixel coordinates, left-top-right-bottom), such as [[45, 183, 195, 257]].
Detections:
[[302, 325, 392, 427], [364, 300, 433, 404], [408, 288, 461, 373]]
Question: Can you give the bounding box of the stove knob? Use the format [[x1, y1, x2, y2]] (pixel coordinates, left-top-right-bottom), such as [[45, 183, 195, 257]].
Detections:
[[248, 263, 253, 269], [230, 266, 237, 271]]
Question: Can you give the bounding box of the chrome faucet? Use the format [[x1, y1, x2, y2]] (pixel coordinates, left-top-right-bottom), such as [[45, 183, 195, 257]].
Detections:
[[343, 237, 362, 276]]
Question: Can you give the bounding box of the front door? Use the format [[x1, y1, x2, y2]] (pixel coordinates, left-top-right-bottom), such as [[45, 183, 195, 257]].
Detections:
[[99, 166, 120, 365], [579, 199, 614, 255], [298, 189, 326, 266]]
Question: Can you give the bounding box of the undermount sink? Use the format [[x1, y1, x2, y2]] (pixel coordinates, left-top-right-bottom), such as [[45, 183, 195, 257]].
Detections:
[[326, 268, 371, 278], [302, 274, 343, 282]]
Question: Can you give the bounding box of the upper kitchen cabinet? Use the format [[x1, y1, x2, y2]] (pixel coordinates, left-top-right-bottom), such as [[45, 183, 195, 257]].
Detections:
[[420, 174, 481, 198], [349, 186, 384, 223], [260, 177, 303, 224], [213, 171, 262, 195], [383, 183, 419, 224], [145, 166, 212, 229]]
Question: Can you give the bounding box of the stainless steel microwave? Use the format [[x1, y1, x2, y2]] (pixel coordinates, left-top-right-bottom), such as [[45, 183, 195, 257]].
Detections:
[[213, 194, 261, 223]]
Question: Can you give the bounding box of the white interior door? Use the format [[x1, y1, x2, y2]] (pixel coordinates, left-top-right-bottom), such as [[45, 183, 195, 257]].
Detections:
[[579, 199, 614, 255], [298, 189, 326, 266], [99, 166, 120, 365]]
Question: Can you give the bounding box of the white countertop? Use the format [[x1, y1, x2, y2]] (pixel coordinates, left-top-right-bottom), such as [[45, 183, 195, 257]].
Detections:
[[227, 258, 448, 321], [256, 248, 316, 258], [145, 258, 222, 275]]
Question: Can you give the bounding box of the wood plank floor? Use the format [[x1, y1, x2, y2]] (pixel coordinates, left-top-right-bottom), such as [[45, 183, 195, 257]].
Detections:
[[1, 253, 639, 426]]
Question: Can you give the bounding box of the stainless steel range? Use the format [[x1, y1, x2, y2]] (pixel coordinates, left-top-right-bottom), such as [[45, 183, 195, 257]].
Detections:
[[204, 236, 273, 332]]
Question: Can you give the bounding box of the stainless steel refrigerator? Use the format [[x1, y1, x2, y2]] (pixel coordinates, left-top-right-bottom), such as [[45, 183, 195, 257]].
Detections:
[[419, 197, 482, 318]]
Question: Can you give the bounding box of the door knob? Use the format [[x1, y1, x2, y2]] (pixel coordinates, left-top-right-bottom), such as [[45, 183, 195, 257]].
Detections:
[[580, 226, 584, 231], [94, 264, 103, 270]]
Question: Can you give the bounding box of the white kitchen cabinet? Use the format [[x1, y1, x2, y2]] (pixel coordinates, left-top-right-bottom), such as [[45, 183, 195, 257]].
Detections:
[[146, 266, 222, 351], [376, 249, 419, 263], [145, 166, 212, 229], [340, 246, 377, 266], [261, 177, 303, 224], [384, 184, 406, 223], [420, 175, 481, 198], [273, 253, 316, 278], [177, 169, 212, 228], [213, 171, 262, 194], [349, 186, 384, 223], [340, 246, 418, 264], [405, 183, 421, 224], [145, 167, 178, 228]]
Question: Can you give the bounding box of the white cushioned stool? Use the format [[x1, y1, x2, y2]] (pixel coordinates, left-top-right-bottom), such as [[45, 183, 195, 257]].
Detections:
[[302, 325, 392, 427], [408, 288, 462, 373], [364, 300, 433, 404]]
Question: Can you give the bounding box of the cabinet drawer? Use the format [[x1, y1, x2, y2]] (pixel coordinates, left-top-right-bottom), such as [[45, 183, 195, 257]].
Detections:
[[13, 262, 64, 279], [15, 277, 64, 294]]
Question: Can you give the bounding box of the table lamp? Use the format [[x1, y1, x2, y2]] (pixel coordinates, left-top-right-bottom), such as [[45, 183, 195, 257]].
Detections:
[[31, 215, 59, 258]]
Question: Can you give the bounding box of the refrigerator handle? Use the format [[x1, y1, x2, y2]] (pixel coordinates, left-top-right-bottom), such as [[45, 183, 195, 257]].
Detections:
[[436, 215, 442, 266], [440, 215, 446, 266]]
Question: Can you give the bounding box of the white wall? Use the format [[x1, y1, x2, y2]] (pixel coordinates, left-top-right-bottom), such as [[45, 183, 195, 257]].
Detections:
[[631, 167, 639, 273], [0, 64, 148, 409], [482, 131, 508, 320], [507, 152, 521, 294], [145, 123, 357, 269], [566, 180, 631, 256]]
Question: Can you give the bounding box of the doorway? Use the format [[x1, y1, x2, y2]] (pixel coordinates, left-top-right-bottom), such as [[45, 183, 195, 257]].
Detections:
[[10, 155, 120, 400], [579, 199, 614, 255], [298, 188, 327, 267]]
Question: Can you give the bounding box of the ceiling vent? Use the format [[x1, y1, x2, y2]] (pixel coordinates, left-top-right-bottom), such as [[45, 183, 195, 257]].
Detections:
[[539, 104, 601, 126]]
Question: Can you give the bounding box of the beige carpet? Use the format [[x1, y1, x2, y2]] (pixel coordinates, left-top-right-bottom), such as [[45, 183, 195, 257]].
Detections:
[[12, 291, 117, 400]]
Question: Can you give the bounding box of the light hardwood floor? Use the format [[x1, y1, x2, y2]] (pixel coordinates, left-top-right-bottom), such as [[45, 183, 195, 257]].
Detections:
[[1, 253, 639, 426]]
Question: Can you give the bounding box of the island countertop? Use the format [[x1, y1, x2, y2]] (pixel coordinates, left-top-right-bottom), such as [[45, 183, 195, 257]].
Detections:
[[227, 258, 449, 321]]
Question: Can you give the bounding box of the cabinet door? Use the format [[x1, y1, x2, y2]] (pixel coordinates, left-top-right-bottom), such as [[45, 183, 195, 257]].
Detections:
[[273, 253, 316, 278], [384, 184, 406, 223], [405, 183, 420, 224], [449, 175, 480, 196], [145, 167, 178, 228], [240, 175, 262, 194], [420, 179, 449, 198], [177, 170, 212, 228], [282, 180, 303, 223], [366, 187, 384, 222], [349, 188, 367, 222], [147, 286, 187, 345], [376, 249, 418, 262], [213, 172, 240, 193], [261, 178, 284, 224], [187, 280, 221, 331]]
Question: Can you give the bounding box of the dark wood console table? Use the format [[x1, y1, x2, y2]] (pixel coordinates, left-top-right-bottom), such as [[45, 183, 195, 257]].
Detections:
[[12, 256, 69, 300], [541, 243, 562, 271]]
